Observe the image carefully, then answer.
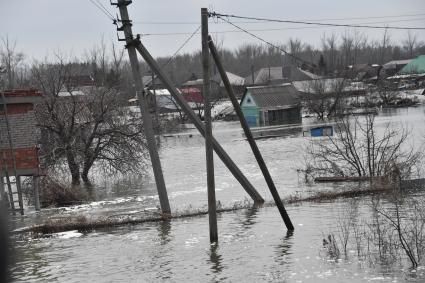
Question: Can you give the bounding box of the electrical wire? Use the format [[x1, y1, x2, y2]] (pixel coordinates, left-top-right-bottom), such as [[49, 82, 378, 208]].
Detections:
[[138, 17, 425, 37], [209, 12, 425, 30], [216, 16, 317, 69], [134, 17, 425, 37], [95, 0, 116, 19], [132, 13, 425, 25], [88, 0, 116, 22], [143, 25, 201, 87]]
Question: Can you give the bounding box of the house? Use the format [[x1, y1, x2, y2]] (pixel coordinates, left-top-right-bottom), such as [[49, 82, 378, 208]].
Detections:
[[245, 66, 319, 86], [142, 75, 164, 89], [129, 89, 180, 114], [65, 75, 95, 87], [180, 78, 203, 103], [342, 64, 381, 81], [282, 66, 320, 82], [240, 84, 301, 127], [292, 78, 348, 96], [386, 56, 425, 87], [1, 89, 43, 212], [399, 55, 425, 75], [0, 89, 42, 177], [381, 59, 412, 77], [212, 71, 245, 87], [212, 71, 245, 98]]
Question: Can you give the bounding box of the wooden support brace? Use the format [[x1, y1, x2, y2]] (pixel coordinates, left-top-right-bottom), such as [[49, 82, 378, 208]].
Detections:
[[208, 36, 294, 231], [134, 41, 265, 204]]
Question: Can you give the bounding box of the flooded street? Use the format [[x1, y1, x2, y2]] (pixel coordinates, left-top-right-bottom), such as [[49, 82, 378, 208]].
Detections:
[[10, 106, 425, 282]]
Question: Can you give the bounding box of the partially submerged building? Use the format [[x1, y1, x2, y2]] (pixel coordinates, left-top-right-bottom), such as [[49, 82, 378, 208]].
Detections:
[[0, 89, 42, 214], [381, 59, 412, 77], [241, 84, 301, 127], [399, 55, 425, 75], [387, 55, 425, 88], [342, 64, 381, 82], [245, 66, 319, 86]]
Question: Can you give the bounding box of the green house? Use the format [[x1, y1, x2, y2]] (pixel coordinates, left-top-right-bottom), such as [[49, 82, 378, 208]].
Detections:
[[240, 84, 301, 127], [400, 55, 425, 74]]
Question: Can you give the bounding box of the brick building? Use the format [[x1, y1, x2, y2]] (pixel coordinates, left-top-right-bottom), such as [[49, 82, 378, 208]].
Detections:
[[0, 89, 41, 175], [1, 89, 42, 213]]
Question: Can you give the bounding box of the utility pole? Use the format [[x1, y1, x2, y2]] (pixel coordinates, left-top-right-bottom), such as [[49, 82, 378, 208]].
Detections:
[[133, 41, 264, 204], [113, 1, 264, 204], [202, 8, 217, 242], [114, 0, 170, 214], [208, 36, 294, 231]]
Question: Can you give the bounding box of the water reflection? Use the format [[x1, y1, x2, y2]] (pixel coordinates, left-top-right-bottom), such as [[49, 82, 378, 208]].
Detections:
[[151, 220, 174, 281], [157, 220, 172, 245], [274, 230, 294, 266], [242, 206, 259, 228], [208, 243, 223, 275]]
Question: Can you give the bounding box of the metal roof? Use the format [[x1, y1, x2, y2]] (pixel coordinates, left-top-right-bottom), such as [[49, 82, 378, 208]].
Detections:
[[292, 78, 346, 94], [383, 59, 412, 68], [212, 72, 245, 86], [245, 66, 320, 85], [245, 84, 299, 108], [400, 55, 425, 74]]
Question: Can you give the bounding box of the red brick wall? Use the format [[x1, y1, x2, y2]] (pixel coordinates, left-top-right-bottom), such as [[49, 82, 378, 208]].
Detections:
[[0, 148, 39, 171], [3, 89, 42, 97], [0, 104, 34, 115], [0, 89, 41, 171]]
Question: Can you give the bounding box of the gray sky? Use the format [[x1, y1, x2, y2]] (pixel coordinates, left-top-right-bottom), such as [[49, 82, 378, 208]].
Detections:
[[1, 0, 425, 62]]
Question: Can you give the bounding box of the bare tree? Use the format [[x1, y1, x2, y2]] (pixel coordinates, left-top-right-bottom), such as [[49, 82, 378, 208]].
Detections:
[[403, 31, 418, 58], [307, 114, 422, 179], [0, 35, 24, 89], [378, 29, 391, 64], [375, 80, 398, 106], [321, 33, 338, 73], [341, 32, 354, 67], [300, 78, 347, 120], [32, 52, 148, 187]]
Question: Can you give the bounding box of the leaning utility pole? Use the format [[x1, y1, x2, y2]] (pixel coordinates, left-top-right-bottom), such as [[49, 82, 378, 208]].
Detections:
[[201, 8, 218, 242], [114, 0, 170, 214], [208, 36, 294, 231]]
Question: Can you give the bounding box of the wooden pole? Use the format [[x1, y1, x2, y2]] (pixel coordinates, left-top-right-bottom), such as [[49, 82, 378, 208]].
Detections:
[[208, 36, 294, 231], [32, 175, 40, 211], [1, 153, 14, 213], [202, 8, 218, 242], [133, 41, 264, 204], [116, 0, 171, 214]]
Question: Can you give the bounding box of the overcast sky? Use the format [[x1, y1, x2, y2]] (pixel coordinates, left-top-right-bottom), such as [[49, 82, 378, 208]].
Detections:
[[1, 0, 424, 62]]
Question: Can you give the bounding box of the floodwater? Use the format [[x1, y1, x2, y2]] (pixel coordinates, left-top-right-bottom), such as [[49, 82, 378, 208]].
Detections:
[[9, 105, 425, 282]]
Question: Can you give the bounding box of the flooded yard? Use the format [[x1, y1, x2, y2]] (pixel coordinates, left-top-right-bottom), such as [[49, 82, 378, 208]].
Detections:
[[9, 105, 425, 282]]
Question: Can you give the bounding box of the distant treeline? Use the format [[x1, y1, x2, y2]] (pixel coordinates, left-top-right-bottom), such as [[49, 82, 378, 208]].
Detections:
[[1, 31, 424, 90]]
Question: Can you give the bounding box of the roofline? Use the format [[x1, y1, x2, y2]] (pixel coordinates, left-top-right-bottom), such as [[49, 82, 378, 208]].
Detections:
[[246, 83, 292, 90]]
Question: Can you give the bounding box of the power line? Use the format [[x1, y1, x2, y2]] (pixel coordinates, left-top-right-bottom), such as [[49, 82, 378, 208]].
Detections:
[[216, 16, 317, 69], [94, 0, 116, 19], [133, 13, 425, 25], [88, 0, 115, 22], [143, 25, 201, 87], [209, 12, 425, 30], [137, 17, 425, 37], [295, 13, 425, 22]]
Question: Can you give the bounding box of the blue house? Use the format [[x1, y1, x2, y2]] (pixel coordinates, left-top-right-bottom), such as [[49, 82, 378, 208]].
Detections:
[[240, 84, 301, 127]]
